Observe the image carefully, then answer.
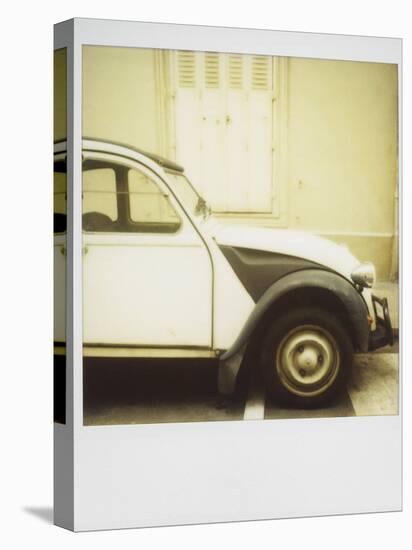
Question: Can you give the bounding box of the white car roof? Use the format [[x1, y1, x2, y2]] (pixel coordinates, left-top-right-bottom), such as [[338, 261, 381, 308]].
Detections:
[[54, 137, 185, 173]]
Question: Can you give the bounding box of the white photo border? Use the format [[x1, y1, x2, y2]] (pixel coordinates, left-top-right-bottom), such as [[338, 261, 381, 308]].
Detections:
[[55, 18, 402, 531]]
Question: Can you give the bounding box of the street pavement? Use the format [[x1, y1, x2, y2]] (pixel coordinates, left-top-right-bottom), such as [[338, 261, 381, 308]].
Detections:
[[83, 340, 399, 425]]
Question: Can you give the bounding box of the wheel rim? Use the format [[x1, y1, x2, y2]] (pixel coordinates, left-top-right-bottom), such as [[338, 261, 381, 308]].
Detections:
[[275, 324, 340, 397]]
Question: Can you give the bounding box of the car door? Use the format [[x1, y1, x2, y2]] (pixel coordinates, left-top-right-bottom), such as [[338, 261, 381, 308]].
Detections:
[[54, 154, 67, 345], [82, 151, 213, 349]]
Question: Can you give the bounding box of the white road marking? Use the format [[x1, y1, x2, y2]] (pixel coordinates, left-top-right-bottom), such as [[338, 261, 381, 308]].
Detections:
[[243, 370, 266, 420]]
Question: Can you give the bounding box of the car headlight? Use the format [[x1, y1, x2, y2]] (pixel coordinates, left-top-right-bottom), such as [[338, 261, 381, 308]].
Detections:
[[351, 262, 376, 288]]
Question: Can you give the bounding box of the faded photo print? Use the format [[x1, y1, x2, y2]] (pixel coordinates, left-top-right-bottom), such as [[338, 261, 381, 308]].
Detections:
[[53, 48, 67, 424], [54, 46, 399, 425]]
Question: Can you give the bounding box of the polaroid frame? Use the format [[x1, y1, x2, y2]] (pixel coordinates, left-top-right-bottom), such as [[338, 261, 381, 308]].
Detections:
[[54, 18, 402, 531]]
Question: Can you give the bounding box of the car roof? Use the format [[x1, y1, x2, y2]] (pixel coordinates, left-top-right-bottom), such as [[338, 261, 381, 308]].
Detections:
[[54, 137, 185, 173]]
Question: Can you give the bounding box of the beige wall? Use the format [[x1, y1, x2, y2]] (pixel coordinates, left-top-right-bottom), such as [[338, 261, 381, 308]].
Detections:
[[54, 48, 67, 141], [80, 47, 398, 280], [287, 58, 398, 278], [82, 46, 160, 152]]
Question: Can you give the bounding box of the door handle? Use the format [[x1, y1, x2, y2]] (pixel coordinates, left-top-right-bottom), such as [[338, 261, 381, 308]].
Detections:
[[60, 246, 66, 256], [82, 246, 89, 255]]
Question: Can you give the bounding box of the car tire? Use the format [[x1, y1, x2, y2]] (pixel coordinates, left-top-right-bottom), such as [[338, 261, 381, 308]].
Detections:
[[261, 307, 353, 408]]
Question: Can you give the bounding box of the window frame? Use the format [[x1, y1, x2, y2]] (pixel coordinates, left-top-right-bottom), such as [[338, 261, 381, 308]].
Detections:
[[167, 51, 288, 223], [54, 153, 68, 235], [82, 160, 120, 227], [127, 166, 182, 234], [81, 153, 183, 235]]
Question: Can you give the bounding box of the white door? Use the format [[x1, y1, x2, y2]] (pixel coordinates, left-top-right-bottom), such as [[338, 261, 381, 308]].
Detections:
[[82, 153, 213, 348], [173, 51, 274, 213]]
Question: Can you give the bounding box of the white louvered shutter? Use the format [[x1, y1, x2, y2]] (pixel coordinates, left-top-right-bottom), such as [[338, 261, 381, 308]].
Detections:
[[174, 51, 273, 213]]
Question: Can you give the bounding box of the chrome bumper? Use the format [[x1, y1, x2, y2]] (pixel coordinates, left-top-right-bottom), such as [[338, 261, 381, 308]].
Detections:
[[368, 295, 394, 351]]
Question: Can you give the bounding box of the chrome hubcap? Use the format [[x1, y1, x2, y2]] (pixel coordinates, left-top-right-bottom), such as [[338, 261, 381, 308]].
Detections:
[[276, 325, 340, 397]]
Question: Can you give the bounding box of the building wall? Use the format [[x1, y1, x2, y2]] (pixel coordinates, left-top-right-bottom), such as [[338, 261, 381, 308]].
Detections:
[[287, 58, 398, 279], [82, 46, 160, 153], [81, 46, 398, 280], [54, 48, 67, 141]]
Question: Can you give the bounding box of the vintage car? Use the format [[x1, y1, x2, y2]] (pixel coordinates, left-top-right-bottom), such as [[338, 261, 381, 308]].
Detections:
[[54, 138, 393, 407]]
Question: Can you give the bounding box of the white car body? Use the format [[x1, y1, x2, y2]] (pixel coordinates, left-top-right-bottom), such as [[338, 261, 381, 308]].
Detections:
[[54, 138, 392, 395]]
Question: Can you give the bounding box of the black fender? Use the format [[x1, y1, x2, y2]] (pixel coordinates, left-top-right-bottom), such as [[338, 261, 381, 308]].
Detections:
[[218, 269, 369, 394], [221, 269, 370, 362]]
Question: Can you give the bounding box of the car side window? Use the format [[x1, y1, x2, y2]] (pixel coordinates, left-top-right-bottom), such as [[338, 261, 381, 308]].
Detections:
[[128, 168, 181, 233], [82, 159, 181, 233], [54, 160, 67, 234], [83, 162, 118, 232]]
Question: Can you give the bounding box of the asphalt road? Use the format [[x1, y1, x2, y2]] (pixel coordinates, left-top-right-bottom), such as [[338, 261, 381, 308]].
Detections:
[[83, 340, 399, 426]]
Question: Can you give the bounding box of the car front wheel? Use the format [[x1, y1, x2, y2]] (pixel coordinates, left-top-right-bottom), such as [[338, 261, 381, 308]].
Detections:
[[262, 307, 353, 407]]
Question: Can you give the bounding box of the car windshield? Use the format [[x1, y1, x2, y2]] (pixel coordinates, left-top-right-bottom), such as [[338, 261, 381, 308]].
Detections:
[[165, 170, 210, 218]]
